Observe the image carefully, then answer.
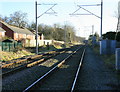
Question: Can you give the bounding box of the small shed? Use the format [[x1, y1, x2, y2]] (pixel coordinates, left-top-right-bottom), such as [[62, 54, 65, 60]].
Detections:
[[2, 39, 16, 43], [2, 39, 21, 52]]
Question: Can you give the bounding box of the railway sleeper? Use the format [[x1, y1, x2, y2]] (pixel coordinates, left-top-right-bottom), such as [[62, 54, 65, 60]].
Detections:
[[27, 59, 45, 67], [1, 62, 14, 68], [1, 50, 64, 69]]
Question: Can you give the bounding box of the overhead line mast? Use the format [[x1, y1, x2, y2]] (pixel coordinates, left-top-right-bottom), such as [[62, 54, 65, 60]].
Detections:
[[70, 0, 103, 39], [35, 1, 57, 54]]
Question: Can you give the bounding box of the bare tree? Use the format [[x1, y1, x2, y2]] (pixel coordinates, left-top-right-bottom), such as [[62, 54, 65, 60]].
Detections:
[[1, 11, 28, 27], [2, 16, 10, 23], [115, 1, 120, 40], [9, 11, 28, 27]]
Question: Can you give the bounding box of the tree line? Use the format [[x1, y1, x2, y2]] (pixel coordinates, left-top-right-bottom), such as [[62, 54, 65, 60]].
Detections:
[[0, 11, 85, 43], [102, 32, 120, 42], [1, 11, 120, 43], [88, 31, 120, 42]]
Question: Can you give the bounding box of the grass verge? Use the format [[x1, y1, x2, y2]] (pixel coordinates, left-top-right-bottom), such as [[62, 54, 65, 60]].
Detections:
[[0, 48, 34, 64], [93, 45, 120, 81], [93, 45, 115, 70]]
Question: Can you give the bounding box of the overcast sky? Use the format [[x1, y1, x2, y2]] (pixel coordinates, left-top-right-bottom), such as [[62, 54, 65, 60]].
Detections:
[[0, 0, 119, 39]]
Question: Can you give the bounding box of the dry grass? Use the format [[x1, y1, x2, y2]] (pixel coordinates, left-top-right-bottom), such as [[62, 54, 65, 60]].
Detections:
[[0, 49, 34, 62], [93, 45, 120, 82], [93, 45, 115, 69], [101, 54, 115, 69]]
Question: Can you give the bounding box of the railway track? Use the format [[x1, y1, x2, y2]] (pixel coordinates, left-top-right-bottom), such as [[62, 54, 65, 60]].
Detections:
[[23, 45, 86, 91], [1, 49, 66, 77], [1, 45, 80, 77]]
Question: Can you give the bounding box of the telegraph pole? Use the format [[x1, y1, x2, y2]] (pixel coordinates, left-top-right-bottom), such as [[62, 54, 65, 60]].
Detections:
[[100, 0, 103, 40], [35, 1, 38, 54], [92, 25, 94, 36], [64, 25, 66, 47], [35, 1, 57, 54]]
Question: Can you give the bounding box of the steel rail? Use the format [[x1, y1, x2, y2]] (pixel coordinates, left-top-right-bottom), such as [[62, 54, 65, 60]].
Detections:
[[1, 51, 54, 69], [23, 46, 83, 92], [1, 48, 67, 69], [1, 50, 66, 77], [71, 48, 86, 92]]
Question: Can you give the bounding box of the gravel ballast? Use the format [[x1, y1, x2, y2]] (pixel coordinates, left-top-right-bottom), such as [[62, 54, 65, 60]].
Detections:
[[35, 47, 84, 91], [2, 45, 81, 91]]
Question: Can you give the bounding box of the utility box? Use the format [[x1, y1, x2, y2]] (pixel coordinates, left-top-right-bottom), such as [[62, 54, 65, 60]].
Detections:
[[116, 48, 120, 70], [100, 40, 116, 54]]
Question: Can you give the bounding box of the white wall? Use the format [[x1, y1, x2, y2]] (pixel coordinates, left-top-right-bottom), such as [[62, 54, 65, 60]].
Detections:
[[25, 40, 53, 47]]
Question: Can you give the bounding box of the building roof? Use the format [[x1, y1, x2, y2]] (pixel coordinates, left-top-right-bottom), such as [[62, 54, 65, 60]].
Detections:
[[2, 39, 16, 42], [0, 21, 34, 35], [0, 27, 5, 32]]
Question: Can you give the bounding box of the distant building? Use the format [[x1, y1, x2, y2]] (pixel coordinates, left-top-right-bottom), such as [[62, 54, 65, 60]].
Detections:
[[0, 21, 35, 41], [0, 21, 48, 47]]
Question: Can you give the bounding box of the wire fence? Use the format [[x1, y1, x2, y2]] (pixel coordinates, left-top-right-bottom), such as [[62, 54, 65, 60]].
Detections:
[[0, 42, 22, 52]]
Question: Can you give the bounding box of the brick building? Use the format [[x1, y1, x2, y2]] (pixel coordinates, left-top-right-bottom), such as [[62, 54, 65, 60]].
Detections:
[[0, 21, 35, 41]]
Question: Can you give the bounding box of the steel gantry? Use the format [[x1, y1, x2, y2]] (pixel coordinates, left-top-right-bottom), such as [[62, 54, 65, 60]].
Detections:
[[70, 0, 103, 39], [35, 1, 57, 54]]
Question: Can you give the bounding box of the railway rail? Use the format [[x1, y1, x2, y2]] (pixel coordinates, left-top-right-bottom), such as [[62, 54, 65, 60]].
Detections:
[[1, 49, 66, 77], [1, 46, 79, 77], [23, 45, 86, 92], [1, 51, 58, 69]]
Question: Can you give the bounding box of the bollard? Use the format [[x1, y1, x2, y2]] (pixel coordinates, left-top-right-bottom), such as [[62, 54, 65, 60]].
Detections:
[[116, 48, 120, 70]]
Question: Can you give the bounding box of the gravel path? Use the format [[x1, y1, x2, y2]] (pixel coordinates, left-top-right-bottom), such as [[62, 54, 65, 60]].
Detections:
[[76, 46, 118, 91]]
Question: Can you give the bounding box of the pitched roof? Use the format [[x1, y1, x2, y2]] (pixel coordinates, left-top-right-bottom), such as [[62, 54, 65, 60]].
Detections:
[[0, 21, 34, 35]]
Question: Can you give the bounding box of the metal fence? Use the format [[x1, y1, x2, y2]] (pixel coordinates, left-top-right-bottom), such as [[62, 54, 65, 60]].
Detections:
[[0, 42, 22, 52]]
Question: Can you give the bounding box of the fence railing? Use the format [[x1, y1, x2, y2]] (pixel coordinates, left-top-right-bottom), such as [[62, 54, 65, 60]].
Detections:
[[0, 42, 22, 52]]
